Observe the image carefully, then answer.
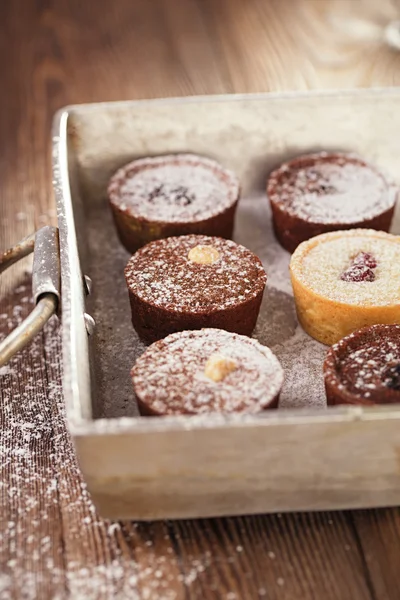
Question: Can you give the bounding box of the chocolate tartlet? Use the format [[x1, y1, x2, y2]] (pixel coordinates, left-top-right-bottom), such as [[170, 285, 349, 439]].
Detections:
[[290, 229, 400, 345], [131, 329, 284, 415], [324, 324, 400, 406], [108, 153, 240, 253], [267, 152, 397, 253], [124, 234, 267, 343]]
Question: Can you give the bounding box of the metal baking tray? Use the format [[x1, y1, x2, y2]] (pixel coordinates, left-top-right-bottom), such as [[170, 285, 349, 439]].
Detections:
[[52, 89, 400, 520]]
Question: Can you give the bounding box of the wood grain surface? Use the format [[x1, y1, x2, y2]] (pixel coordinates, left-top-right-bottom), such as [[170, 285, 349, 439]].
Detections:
[[1, 0, 400, 598]]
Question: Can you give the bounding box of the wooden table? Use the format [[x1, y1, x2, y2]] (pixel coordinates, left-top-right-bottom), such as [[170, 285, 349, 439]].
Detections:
[[2, 1, 400, 598]]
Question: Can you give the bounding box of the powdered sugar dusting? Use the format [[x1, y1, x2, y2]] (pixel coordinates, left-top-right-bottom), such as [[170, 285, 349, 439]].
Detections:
[[325, 324, 400, 402], [88, 193, 329, 417], [345, 342, 400, 393], [272, 327, 327, 409], [1, 283, 224, 598], [0, 284, 140, 598], [268, 152, 395, 224], [108, 154, 239, 222], [295, 229, 400, 306], [82, 183, 400, 415], [125, 235, 266, 312], [132, 329, 283, 415]]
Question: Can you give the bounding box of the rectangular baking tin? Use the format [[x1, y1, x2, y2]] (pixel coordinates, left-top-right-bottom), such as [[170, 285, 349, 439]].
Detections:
[[53, 89, 400, 520]]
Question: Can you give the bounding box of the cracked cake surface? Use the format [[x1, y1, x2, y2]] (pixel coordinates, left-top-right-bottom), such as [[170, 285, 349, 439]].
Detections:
[[109, 153, 239, 223], [108, 153, 240, 253]]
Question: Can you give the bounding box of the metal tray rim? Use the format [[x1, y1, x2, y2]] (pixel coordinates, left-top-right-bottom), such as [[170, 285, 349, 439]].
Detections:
[[56, 86, 400, 117]]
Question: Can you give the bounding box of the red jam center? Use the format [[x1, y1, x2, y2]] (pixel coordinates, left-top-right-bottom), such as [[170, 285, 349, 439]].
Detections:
[[340, 252, 377, 283]]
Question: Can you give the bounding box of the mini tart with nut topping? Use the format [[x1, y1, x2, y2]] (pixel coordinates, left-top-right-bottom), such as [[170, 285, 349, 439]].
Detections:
[[124, 234, 267, 342], [267, 152, 397, 253], [108, 153, 240, 253], [290, 229, 400, 345], [324, 324, 400, 406], [131, 329, 283, 416]]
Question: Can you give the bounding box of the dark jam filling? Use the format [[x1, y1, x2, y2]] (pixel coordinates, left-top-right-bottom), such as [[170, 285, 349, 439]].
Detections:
[[304, 171, 337, 196], [340, 252, 377, 283], [383, 363, 400, 390], [148, 184, 195, 207]]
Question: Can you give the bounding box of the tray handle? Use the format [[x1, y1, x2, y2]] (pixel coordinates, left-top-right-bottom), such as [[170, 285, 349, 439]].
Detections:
[[0, 226, 60, 367]]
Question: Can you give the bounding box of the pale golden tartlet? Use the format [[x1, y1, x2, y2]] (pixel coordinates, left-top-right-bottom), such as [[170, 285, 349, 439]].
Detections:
[[290, 229, 400, 345]]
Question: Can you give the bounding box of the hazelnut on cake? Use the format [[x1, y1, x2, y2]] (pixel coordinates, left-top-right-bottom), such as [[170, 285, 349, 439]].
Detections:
[[131, 329, 284, 416], [290, 229, 400, 345], [267, 152, 397, 253], [324, 324, 400, 406], [124, 234, 267, 342], [108, 153, 240, 253]]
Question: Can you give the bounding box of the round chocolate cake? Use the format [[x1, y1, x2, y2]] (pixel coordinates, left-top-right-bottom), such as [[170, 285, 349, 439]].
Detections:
[[267, 152, 397, 253], [131, 329, 284, 415], [324, 324, 400, 406], [108, 153, 240, 253], [124, 234, 267, 343]]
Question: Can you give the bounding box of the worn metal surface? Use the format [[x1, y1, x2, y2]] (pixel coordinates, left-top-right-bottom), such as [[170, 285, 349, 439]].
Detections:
[[0, 232, 35, 274], [0, 226, 60, 366], [32, 226, 61, 306], [53, 90, 400, 520]]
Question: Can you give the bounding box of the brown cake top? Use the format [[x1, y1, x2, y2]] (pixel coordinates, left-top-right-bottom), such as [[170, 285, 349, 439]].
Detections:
[[108, 153, 239, 223], [290, 229, 400, 307], [125, 235, 267, 313], [324, 324, 400, 404], [267, 152, 395, 225], [132, 329, 283, 415]]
